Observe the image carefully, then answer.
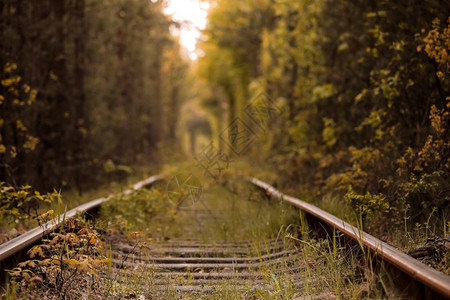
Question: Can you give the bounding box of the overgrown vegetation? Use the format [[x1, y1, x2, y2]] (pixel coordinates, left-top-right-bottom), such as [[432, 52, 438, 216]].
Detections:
[[197, 0, 449, 253], [3, 172, 446, 298], [0, 0, 187, 192], [99, 170, 297, 243], [100, 187, 178, 240], [5, 216, 109, 299], [1, 0, 449, 297], [0, 182, 60, 243], [283, 213, 405, 299]]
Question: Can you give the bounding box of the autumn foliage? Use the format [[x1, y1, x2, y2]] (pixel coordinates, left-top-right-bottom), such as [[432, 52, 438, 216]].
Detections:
[[198, 1, 449, 232]]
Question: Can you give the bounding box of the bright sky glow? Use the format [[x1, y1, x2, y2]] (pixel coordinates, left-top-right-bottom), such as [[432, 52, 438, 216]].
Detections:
[[164, 0, 209, 60]]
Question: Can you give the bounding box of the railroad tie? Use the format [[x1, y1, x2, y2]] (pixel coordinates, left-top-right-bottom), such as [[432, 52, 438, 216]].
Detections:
[[103, 239, 310, 297]]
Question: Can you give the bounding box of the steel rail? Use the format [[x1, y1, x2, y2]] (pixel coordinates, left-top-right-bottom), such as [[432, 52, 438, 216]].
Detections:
[[0, 174, 164, 262], [247, 177, 450, 298], [2, 174, 448, 298]]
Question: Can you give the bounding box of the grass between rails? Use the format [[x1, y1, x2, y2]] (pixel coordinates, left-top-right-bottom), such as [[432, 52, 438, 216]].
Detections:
[[93, 177, 398, 298], [3, 165, 412, 299], [100, 173, 297, 243]]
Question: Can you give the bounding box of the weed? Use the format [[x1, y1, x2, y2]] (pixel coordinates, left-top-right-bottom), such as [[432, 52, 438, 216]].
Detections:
[[6, 216, 109, 298], [0, 183, 60, 242]]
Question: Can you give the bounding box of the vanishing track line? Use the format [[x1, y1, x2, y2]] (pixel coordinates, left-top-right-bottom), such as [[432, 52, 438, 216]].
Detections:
[[1, 174, 449, 299]]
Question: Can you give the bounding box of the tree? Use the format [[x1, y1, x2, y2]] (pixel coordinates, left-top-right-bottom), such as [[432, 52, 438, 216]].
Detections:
[[0, 0, 184, 191]]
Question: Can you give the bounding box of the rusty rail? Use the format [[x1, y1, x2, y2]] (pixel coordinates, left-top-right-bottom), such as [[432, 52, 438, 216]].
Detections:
[[247, 177, 450, 299], [1, 174, 449, 298]]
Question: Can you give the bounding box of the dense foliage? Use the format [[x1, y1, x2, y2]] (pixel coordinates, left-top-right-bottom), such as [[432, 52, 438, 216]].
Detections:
[[1, 0, 448, 238], [0, 183, 59, 231], [0, 0, 187, 192], [198, 0, 450, 232]]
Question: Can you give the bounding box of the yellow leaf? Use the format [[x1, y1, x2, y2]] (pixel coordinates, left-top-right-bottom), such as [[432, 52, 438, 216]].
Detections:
[[28, 245, 44, 258], [18, 262, 27, 267], [10, 146, 17, 158], [34, 191, 44, 200], [28, 261, 37, 268], [23, 84, 30, 93], [64, 259, 80, 265], [41, 259, 52, 266], [89, 236, 96, 244]]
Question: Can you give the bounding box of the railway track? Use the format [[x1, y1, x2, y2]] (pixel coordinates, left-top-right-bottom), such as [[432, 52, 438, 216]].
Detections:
[[106, 239, 305, 297], [1, 174, 449, 299]]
